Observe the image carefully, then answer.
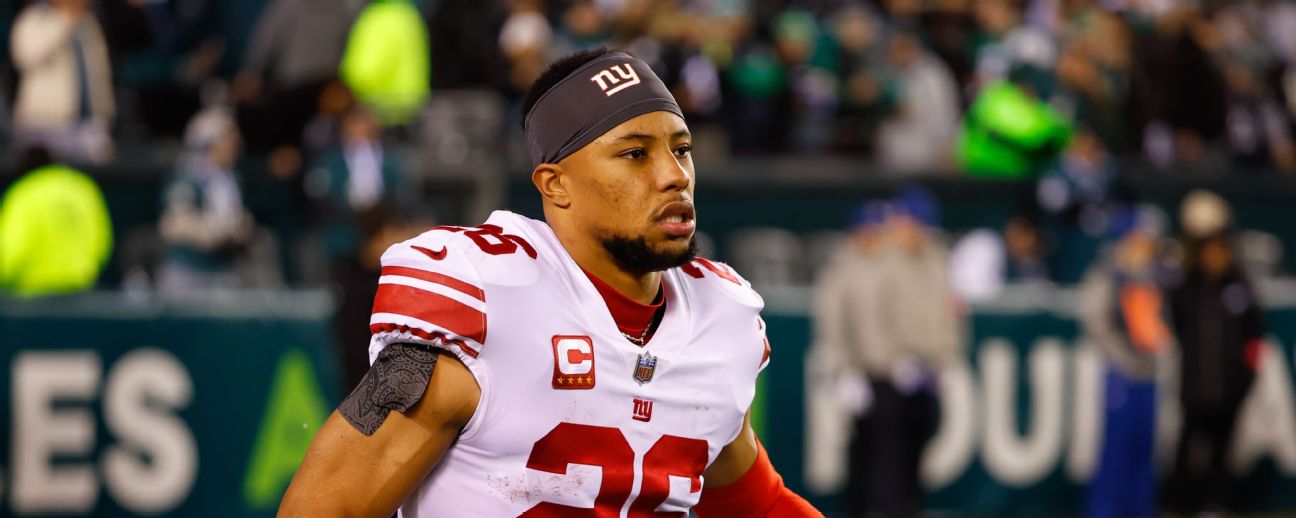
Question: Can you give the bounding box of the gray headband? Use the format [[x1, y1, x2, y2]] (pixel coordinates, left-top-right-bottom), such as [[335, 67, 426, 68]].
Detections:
[[524, 52, 684, 166]]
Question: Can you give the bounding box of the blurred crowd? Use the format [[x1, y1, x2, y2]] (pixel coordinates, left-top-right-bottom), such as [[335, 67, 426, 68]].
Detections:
[[0, 0, 430, 298], [3, 0, 1295, 297], [2, 0, 1296, 287], [815, 186, 1264, 517], [481, 0, 1296, 176], [0, 0, 435, 385], [5, 0, 1296, 171], [2, 0, 1291, 274]]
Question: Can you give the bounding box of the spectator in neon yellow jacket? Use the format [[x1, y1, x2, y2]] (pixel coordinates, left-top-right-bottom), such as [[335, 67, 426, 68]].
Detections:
[[0, 160, 113, 296], [339, 0, 430, 126]]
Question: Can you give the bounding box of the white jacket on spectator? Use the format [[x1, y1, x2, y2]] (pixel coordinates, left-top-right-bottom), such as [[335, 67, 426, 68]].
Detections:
[[876, 52, 960, 171], [10, 3, 114, 131]]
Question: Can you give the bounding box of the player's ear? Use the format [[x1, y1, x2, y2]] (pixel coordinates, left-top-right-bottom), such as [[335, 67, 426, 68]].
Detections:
[[532, 163, 571, 209]]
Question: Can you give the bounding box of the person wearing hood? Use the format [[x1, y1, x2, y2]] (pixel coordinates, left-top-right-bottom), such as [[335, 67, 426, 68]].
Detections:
[[1079, 205, 1171, 518]]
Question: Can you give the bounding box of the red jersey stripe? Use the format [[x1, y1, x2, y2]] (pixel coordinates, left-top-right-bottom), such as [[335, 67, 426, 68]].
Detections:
[[381, 265, 485, 301], [369, 323, 481, 358], [372, 284, 487, 345]]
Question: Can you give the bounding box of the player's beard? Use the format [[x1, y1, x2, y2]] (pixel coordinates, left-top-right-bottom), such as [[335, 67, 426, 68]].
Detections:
[[599, 233, 699, 276]]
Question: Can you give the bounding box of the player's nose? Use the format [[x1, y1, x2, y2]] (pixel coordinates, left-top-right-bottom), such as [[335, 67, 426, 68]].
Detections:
[[653, 149, 691, 193]]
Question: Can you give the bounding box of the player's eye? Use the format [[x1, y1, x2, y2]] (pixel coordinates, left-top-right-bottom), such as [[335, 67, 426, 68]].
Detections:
[[674, 145, 692, 158], [621, 148, 647, 160]]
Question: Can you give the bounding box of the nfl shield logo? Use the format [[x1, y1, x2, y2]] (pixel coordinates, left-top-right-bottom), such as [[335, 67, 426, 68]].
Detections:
[[633, 352, 657, 385]]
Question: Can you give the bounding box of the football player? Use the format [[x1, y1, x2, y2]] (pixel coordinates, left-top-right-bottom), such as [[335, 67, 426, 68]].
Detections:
[[279, 48, 821, 517]]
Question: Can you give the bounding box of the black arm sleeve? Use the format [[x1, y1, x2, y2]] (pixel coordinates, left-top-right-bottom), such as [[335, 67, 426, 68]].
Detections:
[[338, 343, 440, 436]]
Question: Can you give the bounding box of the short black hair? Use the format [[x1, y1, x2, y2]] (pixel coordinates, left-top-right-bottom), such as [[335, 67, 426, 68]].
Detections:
[[520, 47, 617, 129]]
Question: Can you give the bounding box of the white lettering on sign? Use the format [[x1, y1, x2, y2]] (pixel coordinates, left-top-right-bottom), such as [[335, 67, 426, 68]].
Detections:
[[1231, 340, 1296, 474], [980, 339, 1067, 487], [1066, 341, 1104, 481], [7, 348, 197, 515], [103, 349, 197, 512], [12, 351, 100, 513], [812, 334, 1296, 493], [921, 360, 978, 488]]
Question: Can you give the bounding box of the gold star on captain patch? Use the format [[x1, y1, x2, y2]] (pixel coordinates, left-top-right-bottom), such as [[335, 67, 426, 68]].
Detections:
[[558, 377, 567, 385]]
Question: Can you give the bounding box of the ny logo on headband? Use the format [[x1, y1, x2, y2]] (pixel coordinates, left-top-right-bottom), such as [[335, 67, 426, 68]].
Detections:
[[590, 64, 641, 96]]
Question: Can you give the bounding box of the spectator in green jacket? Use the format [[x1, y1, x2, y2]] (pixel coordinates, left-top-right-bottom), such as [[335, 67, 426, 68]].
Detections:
[[956, 65, 1073, 179]]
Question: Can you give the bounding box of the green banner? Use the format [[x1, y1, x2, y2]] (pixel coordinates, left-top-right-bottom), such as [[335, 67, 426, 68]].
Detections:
[[0, 292, 341, 517], [769, 294, 1296, 515], [4, 289, 1296, 516]]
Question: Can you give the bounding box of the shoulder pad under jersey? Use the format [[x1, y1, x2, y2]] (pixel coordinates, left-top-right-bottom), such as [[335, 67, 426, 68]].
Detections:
[[675, 257, 765, 311]]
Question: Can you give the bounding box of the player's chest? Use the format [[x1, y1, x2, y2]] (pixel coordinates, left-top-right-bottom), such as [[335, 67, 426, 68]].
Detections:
[[477, 299, 753, 433], [483, 327, 743, 426]]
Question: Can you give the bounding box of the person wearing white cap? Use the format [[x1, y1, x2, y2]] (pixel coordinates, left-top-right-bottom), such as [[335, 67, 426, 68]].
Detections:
[[156, 106, 256, 293], [1163, 191, 1263, 515]]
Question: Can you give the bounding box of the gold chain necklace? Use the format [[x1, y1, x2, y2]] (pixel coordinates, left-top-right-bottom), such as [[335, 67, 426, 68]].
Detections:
[[622, 325, 651, 346]]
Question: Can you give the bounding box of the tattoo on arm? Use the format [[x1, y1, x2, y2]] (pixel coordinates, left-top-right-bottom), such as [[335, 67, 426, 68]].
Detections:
[[339, 343, 440, 436]]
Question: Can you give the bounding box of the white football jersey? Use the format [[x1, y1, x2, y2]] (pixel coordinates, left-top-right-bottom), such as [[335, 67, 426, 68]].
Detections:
[[368, 211, 770, 517]]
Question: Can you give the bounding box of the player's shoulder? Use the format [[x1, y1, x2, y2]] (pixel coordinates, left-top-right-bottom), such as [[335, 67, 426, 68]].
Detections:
[[381, 211, 546, 287], [379, 227, 483, 284], [673, 258, 770, 374], [671, 257, 764, 311]]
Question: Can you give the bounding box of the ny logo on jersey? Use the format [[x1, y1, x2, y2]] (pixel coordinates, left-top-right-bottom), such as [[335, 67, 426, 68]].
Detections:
[[632, 398, 654, 422], [551, 336, 596, 389], [590, 64, 641, 96]]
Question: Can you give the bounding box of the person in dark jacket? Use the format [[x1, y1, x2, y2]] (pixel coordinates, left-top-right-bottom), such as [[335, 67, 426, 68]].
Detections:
[[1163, 229, 1263, 514], [305, 103, 413, 387]]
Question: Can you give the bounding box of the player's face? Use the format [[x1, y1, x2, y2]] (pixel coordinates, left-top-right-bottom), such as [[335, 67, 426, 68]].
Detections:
[[560, 111, 697, 272]]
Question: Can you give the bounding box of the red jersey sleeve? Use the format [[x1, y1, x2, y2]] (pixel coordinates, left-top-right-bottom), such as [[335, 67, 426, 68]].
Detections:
[[369, 232, 488, 359]]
